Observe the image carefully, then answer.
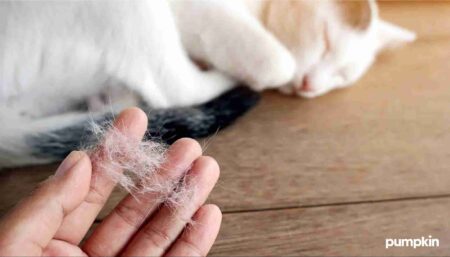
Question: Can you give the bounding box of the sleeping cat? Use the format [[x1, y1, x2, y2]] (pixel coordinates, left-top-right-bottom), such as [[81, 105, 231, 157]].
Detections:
[[0, 0, 414, 167]]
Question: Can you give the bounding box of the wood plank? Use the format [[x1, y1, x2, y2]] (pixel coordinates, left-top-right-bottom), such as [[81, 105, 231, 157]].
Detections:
[[211, 198, 450, 256], [0, 164, 56, 218]]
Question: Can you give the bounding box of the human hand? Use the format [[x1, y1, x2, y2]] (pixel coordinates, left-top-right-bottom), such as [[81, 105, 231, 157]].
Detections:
[[0, 108, 222, 256]]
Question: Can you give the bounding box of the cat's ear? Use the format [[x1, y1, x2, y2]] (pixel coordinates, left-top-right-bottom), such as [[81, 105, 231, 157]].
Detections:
[[375, 20, 416, 50], [336, 0, 377, 31]]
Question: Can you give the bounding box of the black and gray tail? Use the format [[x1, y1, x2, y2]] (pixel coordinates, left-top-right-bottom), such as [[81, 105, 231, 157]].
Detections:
[[0, 86, 260, 168]]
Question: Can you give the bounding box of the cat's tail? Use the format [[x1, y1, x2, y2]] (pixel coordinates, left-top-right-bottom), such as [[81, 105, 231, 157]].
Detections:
[[0, 86, 260, 168]]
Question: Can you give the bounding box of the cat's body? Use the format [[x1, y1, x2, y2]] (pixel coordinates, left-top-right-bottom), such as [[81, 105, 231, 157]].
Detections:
[[0, 0, 415, 167]]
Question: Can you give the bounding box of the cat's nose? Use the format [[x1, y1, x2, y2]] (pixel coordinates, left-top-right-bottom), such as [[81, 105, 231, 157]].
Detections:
[[298, 77, 312, 92]]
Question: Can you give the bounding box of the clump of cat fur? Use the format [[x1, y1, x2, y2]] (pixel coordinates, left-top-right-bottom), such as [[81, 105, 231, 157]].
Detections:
[[85, 121, 194, 208]]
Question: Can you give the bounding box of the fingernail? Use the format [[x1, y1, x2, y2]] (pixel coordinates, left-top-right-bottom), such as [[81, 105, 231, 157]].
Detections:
[[55, 151, 85, 178]]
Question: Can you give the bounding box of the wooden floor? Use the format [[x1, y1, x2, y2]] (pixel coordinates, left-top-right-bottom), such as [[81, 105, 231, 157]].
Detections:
[[1, 1, 450, 256]]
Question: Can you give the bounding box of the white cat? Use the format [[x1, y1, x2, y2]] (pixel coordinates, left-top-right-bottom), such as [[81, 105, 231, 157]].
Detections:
[[0, 0, 415, 167]]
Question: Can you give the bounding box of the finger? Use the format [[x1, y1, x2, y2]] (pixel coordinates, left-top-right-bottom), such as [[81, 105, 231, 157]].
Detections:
[[165, 204, 222, 257], [82, 138, 202, 257], [121, 156, 220, 257], [54, 107, 148, 244], [43, 240, 88, 256], [0, 152, 91, 256]]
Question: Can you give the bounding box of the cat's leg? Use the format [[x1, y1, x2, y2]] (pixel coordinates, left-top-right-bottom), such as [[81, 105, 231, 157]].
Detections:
[[170, 0, 296, 91], [106, 0, 235, 109]]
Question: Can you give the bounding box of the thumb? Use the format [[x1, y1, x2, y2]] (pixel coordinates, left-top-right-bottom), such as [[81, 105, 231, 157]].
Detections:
[[0, 151, 92, 256]]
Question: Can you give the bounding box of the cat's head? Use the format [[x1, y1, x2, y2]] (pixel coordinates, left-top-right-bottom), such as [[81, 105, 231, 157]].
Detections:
[[263, 0, 416, 98]]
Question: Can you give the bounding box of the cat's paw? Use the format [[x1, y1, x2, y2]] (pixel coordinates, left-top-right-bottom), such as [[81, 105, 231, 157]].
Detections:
[[247, 48, 296, 91]]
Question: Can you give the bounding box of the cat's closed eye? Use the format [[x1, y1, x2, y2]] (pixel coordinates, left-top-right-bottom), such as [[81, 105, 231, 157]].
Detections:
[[322, 22, 332, 59]]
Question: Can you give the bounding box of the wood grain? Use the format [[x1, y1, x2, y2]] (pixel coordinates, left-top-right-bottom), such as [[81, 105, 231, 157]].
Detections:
[[211, 198, 450, 256]]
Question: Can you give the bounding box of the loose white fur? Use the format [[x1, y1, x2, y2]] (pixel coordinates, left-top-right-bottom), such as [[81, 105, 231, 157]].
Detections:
[[86, 121, 195, 207], [0, 0, 415, 167]]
